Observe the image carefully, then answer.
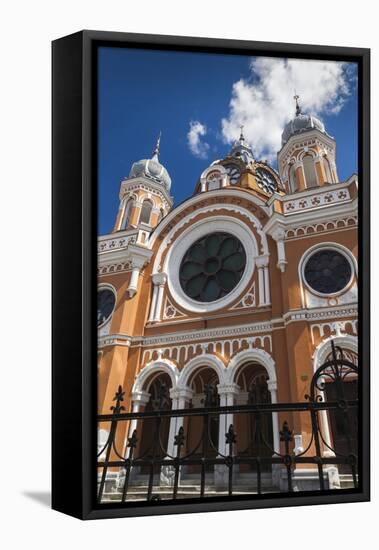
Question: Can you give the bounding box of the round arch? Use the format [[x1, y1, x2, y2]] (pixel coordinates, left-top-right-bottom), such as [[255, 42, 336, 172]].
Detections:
[[132, 358, 180, 394], [177, 354, 227, 390], [226, 348, 277, 389], [312, 334, 358, 370]]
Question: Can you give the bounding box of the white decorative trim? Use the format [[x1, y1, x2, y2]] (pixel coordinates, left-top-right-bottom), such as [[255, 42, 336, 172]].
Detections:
[[177, 354, 227, 388], [310, 319, 358, 344], [132, 358, 180, 393], [285, 216, 358, 239], [98, 234, 137, 253], [283, 188, 350, 214], [130, 390, 150, 405], [119, 177, 173, 209], [98, 303, 357, 350], [98, 261, 132, 275], [231, 282, 256, 309], [141, 334, 272, 366], [98, 334, 132, 349], [149, 187, 269, 248], [163, 296, 186, 320], [97, 283, 117, 335], [226, 348, 277, 386], [313, 334, 358, 367], [298, 242, 357, 308]]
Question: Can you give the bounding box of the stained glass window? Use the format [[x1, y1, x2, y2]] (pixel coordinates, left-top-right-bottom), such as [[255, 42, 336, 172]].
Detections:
[[179, 232, 246, 302], [304, 250, 352, 294], [97, 288, 116, 327]]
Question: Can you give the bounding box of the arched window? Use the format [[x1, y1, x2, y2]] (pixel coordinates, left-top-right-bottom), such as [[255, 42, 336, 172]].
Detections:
[[206, 171, 222, 191], [139, 199, 153, 225], [323, 155, 333, 183], [289, 163, 298, 193], [302, 155, 318, 188], [120, 198, 133, 230]]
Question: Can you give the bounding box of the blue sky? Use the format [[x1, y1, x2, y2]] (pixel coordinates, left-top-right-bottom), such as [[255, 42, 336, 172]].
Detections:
[[98, 47, 358, 235]]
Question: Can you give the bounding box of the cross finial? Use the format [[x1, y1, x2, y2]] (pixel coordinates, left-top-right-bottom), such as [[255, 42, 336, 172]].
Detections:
[[293, 92, 301, 116], [152, 131, 161, 159], [239, 124, 245, 143]]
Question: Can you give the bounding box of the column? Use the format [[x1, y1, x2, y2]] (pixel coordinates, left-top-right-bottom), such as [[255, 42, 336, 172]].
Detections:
[[271, 227, 287, 273], [268, 382, 280, 455], [319, 386, 335, 458], [148, 279, 159, 322], [264, 265, 271, 305], [295, 161, 306, 191], [127, 391, 150, 453], [217, 384, 239, 456], [166, 388, 193, 457], [215, 384, 239, 488], [314, 155, 325, 186], [256, 262, 265, 306], [161, 388, 193, 487], [255, 255, 270, 305], [152, 272, 167, 322], [268, 381, 281, 488]]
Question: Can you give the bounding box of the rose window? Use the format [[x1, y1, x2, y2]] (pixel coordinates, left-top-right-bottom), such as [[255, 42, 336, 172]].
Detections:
[[179, 232, 246, 302]]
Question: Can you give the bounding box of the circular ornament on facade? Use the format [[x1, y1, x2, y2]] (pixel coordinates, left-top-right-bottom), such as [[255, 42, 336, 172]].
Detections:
[[179, 232, 246, 303], [97, 287, 116, 327], [255, 167, 277, 194], [303, 249, 353, 295]]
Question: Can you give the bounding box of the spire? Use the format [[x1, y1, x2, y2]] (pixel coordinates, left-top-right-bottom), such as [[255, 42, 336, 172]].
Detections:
[[152, 131, 161, 160], [239, 124, 245, 144], [293, 92, 301, 116]]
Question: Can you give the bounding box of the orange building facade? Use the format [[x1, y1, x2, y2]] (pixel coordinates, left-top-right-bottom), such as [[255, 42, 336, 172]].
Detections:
[[97, 103, 358, 494]]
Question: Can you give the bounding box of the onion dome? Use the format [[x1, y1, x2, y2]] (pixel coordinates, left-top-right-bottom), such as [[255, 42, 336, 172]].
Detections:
[[129, 133, 172, 191], [228, 126, 255, 164], [281, 95, 328, 146]]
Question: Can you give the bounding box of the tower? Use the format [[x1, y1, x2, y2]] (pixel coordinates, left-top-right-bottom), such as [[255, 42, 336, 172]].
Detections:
[[278, 95, 339, 193], [113, 133, 173, 234]]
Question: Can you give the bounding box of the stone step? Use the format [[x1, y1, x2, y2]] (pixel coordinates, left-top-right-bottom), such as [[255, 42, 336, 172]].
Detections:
[[339, 475, 357, 489], [101, 485, 279, 502]]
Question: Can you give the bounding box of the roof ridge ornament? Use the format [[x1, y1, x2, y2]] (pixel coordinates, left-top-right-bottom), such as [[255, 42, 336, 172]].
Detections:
[[152, 131, 161, 160], [293, 92, 302, 116], [239, 124, 245, 144]]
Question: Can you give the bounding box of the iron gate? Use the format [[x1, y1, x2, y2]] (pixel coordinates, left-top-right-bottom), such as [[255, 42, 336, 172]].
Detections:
[[97, 342, 359, 503]]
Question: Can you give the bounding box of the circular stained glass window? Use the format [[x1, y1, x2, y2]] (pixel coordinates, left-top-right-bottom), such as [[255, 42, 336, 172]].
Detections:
[[179, 232, 246, 303], [304, 249, 352, 295], [97, 288, 116, 327]]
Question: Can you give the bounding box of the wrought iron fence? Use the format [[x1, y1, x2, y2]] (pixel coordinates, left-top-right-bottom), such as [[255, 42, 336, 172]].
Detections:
[[97, 342, 358, 503]]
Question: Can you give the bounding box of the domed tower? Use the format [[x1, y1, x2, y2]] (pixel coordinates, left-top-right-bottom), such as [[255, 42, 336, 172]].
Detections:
[[195, 127, 282, 200], [278, 95, 339, 194], [113, 134, 173, 233]]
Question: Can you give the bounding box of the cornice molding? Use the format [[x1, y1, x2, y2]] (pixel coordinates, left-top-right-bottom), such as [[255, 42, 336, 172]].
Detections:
[[97, 303, 357, 349]]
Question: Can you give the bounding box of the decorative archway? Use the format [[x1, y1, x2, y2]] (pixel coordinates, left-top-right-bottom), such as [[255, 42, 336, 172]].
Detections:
[[132, 358, 179, 395], [313, 334, 358, 368], [226, 349, 280, 456], [312, 335, 358, 461], [226, 348, 277, 388], [177, 353, 227, 390]]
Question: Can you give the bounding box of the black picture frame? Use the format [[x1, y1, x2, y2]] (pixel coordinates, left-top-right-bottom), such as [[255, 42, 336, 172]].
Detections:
[[52, 30, 370, 520]]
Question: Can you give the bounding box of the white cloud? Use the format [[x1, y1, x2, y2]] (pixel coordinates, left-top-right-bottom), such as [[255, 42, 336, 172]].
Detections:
[[187, 120, 210, 159], [221, 57, 354, 162]]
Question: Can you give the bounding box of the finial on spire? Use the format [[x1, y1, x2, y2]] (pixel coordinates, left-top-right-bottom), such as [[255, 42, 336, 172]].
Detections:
[[239, 124, 245, 143], [152, 131, 161, 159], [293, 92, 301, 116]]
